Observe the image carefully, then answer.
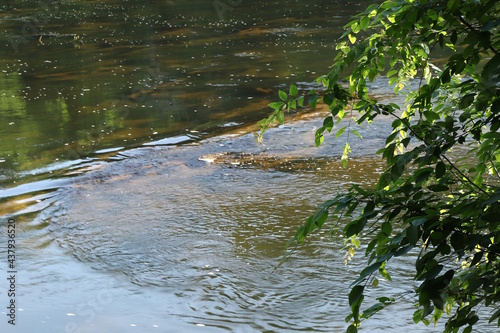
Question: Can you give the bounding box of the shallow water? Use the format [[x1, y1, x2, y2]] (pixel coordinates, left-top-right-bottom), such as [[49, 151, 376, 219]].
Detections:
[[0, 1, 498, 333], [4, 114, 496, 333], [0, 117, 395, 333]]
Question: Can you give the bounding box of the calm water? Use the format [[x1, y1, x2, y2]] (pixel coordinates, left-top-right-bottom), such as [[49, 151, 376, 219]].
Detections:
[[0, 0, 370, 177], [0, 1, 497, 332]]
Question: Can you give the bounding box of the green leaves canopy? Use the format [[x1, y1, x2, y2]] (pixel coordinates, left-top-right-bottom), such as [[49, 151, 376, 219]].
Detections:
[[260, 0, 500, 332]]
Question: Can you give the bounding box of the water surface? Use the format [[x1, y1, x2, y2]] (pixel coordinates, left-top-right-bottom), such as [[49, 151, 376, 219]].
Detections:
[[1, 1, 497, 332]]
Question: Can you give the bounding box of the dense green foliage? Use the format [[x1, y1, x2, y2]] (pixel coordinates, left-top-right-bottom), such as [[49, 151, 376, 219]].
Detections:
[[259, 0, 500, 332]]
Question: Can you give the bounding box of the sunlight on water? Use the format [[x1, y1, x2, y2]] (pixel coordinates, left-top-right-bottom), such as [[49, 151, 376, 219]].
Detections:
[[48, 125, 385, 332]]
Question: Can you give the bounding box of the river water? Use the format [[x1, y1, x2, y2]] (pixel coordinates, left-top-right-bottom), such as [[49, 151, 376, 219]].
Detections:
[[0, 1, 497, 332]]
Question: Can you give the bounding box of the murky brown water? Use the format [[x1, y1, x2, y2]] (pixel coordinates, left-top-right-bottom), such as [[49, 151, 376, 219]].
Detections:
[[0, 1, 497, 333]]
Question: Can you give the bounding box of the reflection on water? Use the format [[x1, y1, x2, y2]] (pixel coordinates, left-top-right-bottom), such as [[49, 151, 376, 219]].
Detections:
[[0, 0, 371, 176]]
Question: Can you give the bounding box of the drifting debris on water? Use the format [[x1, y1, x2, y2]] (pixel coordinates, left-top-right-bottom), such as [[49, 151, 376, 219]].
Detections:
[[199, 152, 254, 166]]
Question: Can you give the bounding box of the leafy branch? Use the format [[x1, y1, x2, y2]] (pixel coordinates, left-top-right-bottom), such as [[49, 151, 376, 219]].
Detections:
[[259, 1, 500, 332]]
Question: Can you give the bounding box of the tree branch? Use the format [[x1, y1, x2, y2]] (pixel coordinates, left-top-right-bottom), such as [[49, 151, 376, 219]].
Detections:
[[456, 14, 499, 55], [367, 101, 488, 195]]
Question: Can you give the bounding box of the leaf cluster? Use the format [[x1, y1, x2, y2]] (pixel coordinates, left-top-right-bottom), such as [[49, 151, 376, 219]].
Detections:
[[259, 0, 500, 332]]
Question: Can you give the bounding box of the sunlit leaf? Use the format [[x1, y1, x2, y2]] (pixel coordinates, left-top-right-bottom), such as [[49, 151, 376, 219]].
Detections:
[[351, 129, 362, 139], [342, 142, 351, 168], [336, 126, 347, 138], [348, 34, 357, 44]]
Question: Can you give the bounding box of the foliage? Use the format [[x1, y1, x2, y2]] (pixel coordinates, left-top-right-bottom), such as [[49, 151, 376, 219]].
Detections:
[[259, 0, 500, 332]]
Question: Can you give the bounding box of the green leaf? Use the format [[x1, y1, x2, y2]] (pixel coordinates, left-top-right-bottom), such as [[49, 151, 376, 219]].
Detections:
[[459, 94, 476, 109], [349, 285, 365, 307], [360, 261, 383, 279], [489, 307, 500, 323], [379, 264, 392, 281], [428, 184, 449, 192], [311, 209, 328, 229], [410, 217, 427, 227], [346, 325, 358, 333], [413, 309, 423, 324], [368, 69, 378, 82], [323, 117, 334, 132], [360, 16, 370, 31], [348, 34, 357, 44], [342, 142, 351, 168], [352, 236, 361, 248], [435, 161, 446, 179], [351, 21, 360, 33], [382, 222, 392, 235], [268, 101, 285, 110], [424, 111, 440, 122], [289, 84, 298, 96], [278, 90, 287, 101], [387, 69, 398, 78], [315, 128, 324, 147], [438, 33, 444, 48], [441, 68, 450, 83], [345, 219, 363, 238], [482, 53, 500, 82], [363, 201, 375, 214], [415, 167, 434, 184], [406, 224, 419, 245], [276, 110, 285, 124], [362, 302, 384, 319], [445, 302, 452, 316], [308, 94, 318, 109], [336, 126, 347, 138], [450, 30, 457, 44], [351, 129, 362, 139], [297, 96, 304, 107]]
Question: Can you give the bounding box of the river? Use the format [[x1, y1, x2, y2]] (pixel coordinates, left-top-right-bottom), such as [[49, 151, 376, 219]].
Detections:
[[0, 1, 497, 332]]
